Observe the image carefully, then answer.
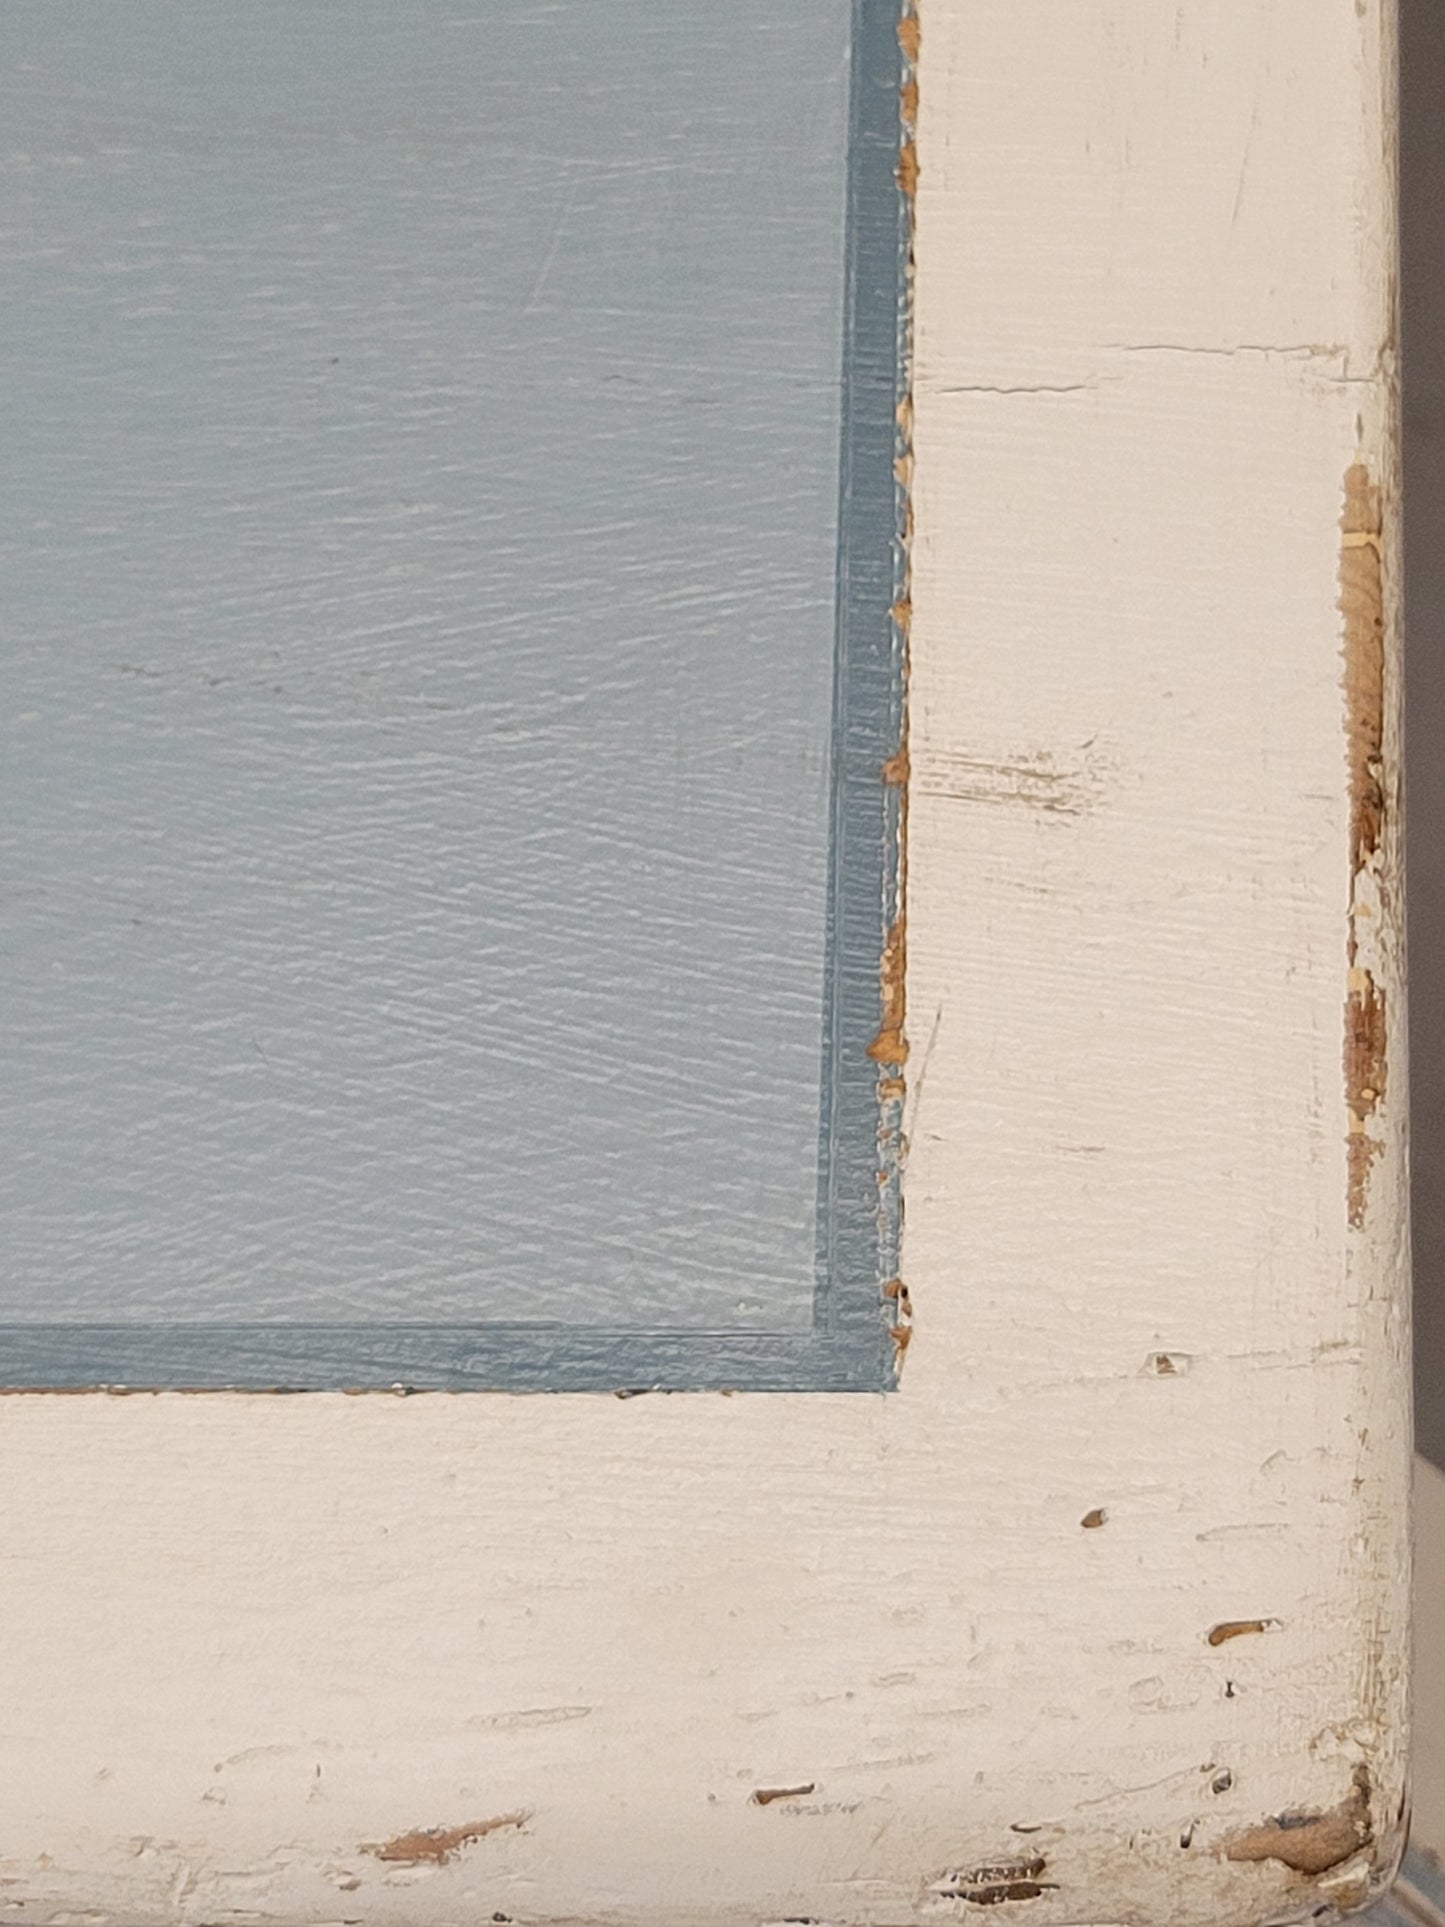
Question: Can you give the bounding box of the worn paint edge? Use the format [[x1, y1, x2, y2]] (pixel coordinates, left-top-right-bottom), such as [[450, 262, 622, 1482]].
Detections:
[[868, 0, 917, 1378], [1341, 459, 1390, 1230]]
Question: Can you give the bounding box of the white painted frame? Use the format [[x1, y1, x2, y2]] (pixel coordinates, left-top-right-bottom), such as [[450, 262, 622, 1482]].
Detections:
[[0, 4, 1409, 1925]]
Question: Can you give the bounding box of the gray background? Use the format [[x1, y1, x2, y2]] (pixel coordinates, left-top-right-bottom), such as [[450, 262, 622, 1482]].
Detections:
[[1402, 0, 1445, 1472], [0, 0, 854, 1330]]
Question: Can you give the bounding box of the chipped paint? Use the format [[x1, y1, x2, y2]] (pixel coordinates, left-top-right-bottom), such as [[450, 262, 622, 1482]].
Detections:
[[1341, 464, 1386, 877], [1206, 1618, 1280, 1647], [364, 1813, 529, 1865], [868, 916, 909, 1069], [884, 1275, 915, 1366], [750, 1785, 816, 1808], [882, 742, 911, 789], [1340, 461, 1391, 1228], [896, 4, 920, 200], [874, 0, 917, 1360], [931, 1857, 1056, 1906], [1346, 963, 1389, 1226], [1223, 1767, 1373, 1878]]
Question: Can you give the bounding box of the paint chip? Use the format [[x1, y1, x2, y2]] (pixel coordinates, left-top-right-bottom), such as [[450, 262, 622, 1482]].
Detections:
[[1206, 1618, 1279, 1647], [1339, 462, 1390, 1228], [1223, 1767, 1373, 1878], [932, 1857, 1056, 1906], [866, 917, 908, 1066], [365, 1812, 529, 1865]]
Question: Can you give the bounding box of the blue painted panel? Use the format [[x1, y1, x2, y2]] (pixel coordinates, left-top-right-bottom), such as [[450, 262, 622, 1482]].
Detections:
[[0, 0, 907, 1388]]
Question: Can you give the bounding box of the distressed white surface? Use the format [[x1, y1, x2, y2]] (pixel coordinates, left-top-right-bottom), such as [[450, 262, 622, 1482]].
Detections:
[[0, 4, 1409, 1926]]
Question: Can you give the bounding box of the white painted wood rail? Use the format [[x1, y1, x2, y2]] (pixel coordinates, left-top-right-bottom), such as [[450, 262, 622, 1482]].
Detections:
[[0, 3, 1409, 1924]]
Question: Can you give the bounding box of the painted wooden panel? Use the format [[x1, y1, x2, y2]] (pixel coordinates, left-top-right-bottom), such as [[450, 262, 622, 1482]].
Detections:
[[0, 0, 906, 1389], [0, 4, 1410, 1926]]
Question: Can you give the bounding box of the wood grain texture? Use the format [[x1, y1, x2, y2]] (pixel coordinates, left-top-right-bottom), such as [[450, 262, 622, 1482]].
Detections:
[[0, 2, 1408, 1923]]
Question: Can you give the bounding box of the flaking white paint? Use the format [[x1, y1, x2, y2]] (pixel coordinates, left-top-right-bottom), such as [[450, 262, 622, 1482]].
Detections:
[[0, 3, 1409, 1924]]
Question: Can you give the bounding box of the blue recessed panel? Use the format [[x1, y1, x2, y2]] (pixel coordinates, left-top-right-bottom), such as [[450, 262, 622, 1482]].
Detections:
[[0, 0, 907, 1389]]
